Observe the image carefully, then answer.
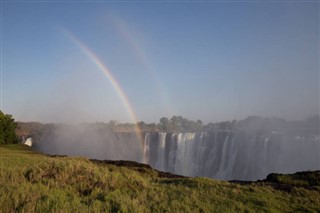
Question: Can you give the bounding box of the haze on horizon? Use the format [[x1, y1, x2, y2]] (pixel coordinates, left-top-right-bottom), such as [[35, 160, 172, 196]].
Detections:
[[1, 1, 319, 124]]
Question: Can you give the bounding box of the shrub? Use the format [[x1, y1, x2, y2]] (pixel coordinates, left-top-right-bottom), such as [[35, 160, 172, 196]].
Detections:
[[0, 111, 19, 145]]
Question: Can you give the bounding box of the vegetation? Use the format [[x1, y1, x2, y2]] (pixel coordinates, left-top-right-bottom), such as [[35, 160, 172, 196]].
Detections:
[[0, 144, 319, 212], [0, 111, 19, 144], [157, 116, 203, 132], [16, 115, 320, 140], [266, 171, 320, 187]]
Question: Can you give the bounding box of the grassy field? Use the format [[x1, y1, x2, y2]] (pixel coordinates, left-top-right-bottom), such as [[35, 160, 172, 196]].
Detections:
[[0, 144, 319, 212]]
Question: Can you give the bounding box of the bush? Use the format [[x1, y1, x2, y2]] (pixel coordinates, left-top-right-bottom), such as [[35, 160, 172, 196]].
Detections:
[[0, 111, 19, 144]]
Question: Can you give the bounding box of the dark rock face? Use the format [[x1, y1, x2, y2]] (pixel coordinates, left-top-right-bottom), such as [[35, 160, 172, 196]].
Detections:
[[90, 159, 152, 169], [89, 159, 186, 179]]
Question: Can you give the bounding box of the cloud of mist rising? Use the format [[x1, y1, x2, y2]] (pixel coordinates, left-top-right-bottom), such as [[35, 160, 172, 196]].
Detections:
[[233, 116, 320, 178], [25, 115, 320, 180], [33, 124, 143, 162]]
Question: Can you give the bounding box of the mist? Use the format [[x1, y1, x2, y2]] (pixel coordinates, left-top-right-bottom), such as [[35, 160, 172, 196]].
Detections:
[[33, 124, 143, 162], [27, 115, 320, 180]]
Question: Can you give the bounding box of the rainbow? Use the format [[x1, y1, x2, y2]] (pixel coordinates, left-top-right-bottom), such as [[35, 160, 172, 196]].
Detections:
[[63, 30, 144, 153], [110, 16, 152, 75], [109, 15, 175, 116]]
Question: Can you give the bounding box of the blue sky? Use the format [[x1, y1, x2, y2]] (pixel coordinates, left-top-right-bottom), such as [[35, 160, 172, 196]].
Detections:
[[1, 1, 319, 123]]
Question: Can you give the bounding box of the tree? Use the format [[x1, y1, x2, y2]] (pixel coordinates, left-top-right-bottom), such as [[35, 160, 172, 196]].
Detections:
[[170, 116, 183, 132], [158, 117, 168, 131], [137, 121, 146, 129], [0, 111, 19, 144], [108, 120, 118, 129]]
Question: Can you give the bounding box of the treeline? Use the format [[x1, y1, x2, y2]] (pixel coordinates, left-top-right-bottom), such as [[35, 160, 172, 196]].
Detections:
[[0, 111, 19, 144], [157, 116, 203, 132], [138, 115, 320, 133], [15, 114, 320, 140]]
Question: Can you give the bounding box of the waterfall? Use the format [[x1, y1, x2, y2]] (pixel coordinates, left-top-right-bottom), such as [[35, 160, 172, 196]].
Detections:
[[143, 131, 320, 180], [23, 138, 33, 147], [155, 132, 167, 171], [143, 133, 150, 164]]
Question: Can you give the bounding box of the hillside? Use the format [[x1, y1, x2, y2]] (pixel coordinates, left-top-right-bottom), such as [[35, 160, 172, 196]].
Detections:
[[0, 144, 319, 212]]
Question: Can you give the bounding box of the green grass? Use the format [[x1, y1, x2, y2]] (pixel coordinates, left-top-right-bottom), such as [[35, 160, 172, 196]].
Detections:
[[266, 171, 320, 187], [0, 144, 319, 212]]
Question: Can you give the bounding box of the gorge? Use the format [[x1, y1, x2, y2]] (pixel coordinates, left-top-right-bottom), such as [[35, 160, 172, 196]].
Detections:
[[17, 116, 320, 180], [26, 116, 320, 181]]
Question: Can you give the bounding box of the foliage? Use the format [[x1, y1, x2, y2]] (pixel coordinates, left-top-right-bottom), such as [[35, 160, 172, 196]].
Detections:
[[0, 111, 19, 144], [158, 116, 203, 132], [0, 144, 319, 212], [15, 114, 320, 139], [266, 171, 320, 187], [137, 121, 158, 132]]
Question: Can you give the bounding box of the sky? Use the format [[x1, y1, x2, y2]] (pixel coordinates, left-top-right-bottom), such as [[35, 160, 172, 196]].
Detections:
[[1, 1, 319, 124]]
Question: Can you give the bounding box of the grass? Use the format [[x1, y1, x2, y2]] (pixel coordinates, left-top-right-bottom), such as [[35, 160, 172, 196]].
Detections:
[[0, 144, 319, 212]]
